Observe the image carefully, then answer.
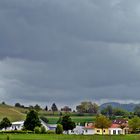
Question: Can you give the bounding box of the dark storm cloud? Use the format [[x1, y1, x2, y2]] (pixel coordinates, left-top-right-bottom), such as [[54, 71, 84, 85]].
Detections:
[[0, 0, 140, 106]]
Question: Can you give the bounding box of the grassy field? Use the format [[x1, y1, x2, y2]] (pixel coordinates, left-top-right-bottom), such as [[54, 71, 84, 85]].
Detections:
[[0, 104, 95, 124], [46, 116, 94, 124], [0, 104, 25, 122], [0, 134, 139, 140]]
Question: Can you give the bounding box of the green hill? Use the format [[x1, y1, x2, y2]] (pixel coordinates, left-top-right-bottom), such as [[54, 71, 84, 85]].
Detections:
[[0, 104, 26, 122], [0, 104, 95, 124]]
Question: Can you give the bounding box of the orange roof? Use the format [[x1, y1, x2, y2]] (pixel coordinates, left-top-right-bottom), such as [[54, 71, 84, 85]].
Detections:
[[110, 123, 120, 128], [84, 123, 95, 129]]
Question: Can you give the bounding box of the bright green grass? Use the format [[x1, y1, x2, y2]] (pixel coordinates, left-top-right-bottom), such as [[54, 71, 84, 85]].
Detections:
[[47, 116, 95, 124], [0, 134, 140, 140]]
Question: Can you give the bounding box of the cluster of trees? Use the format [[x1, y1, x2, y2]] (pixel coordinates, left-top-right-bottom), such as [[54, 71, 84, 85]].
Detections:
[[15, 102, 58, 113], [129, 116, 140, 133], [13, 101, 140, 117], [76, 102, 99, 114], [101, 105, 129, 118]]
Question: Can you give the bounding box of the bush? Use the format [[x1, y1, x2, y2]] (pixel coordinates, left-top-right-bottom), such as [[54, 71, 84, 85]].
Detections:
[[46, 130, 55, 134], [56, 124, 63, 134], [34, 126, 41, 134], [41, 126, 46, 134]]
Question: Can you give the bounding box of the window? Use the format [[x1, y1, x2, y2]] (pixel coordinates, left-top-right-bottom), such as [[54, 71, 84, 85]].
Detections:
[[113, 130, 116, 135], [97, 130, 100, 132], [118, 130, 121, 134], [103, 130, 105, 132]]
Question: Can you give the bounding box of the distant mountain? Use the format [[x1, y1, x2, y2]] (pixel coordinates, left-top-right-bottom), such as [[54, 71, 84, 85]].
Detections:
[[100, 102, 139, 112]]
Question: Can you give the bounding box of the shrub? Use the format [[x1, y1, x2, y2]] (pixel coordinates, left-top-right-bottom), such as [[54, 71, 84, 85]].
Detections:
[[34, 126, 41, 134], [41, 126, 46, 134], [46, 130, 55, 134], [56, 124, 63, 134]]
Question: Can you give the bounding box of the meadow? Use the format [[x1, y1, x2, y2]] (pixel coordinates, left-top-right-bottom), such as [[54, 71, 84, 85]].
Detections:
[[0, 134, 139, 140], [47, 116, 94, 124]]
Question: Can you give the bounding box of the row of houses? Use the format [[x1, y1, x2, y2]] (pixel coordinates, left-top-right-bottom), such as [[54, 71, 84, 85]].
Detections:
[[2, 119, 129, 135]]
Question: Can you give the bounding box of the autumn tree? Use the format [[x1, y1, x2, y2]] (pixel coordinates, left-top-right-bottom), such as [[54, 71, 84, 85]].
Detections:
[[95, 115, 111, 135]]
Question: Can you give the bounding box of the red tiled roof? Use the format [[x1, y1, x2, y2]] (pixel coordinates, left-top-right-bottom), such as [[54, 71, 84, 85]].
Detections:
[[110, 123, 120, 128], [84, 123, 95, 129]]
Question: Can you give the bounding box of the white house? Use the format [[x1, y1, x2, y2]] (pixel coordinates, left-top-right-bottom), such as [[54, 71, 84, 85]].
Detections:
[[83, 123, 95, 135], [109, 124, 129, 135], [7, 120, 50, 131], [11, 121, 24, 130], [67, 126, 84, 135], [109, 124, 123, 135]]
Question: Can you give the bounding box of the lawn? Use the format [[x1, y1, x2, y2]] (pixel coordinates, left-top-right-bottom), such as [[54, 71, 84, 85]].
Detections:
[[0, 134, 140, 140]]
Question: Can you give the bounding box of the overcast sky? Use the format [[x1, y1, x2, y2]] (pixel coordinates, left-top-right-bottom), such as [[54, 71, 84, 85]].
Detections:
[[1, 0, 140, 108]]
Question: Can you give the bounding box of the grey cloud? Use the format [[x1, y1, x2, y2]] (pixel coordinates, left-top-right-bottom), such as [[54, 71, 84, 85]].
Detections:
[[0, 0, 140, 106]]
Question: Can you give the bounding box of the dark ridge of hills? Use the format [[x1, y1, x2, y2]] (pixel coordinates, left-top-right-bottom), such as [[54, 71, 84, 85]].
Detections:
[[100, 102, 139, 112]]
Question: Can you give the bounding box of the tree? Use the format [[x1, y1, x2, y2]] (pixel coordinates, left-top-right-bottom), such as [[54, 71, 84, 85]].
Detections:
[[129, 116, 140, 133], [51, 103, 58, 114], [56, 124, 63, 134], [34, 126, 41, 134], [45, 105, 48, 111], [92, 103, 99, 114], [41, 126, 46, 134], [113, 108, 128, 116], [95, 115, 111, 135], [60, 115, 76, 134], [101, 105, 113, 117], [57, 116, 62, 124], [61, 106, 72, 112], [15, 103, 21, 107], [76, 102, 99, 114], [0, 117, 11, 130], [34, 104, 41, 112], [134, 105, 140, 117], [24, 110, 41, 131], [2, 101, 5, 105]]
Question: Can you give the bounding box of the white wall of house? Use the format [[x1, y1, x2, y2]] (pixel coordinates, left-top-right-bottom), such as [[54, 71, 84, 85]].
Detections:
[[109, 128, 122, 135], [68, 126, 84, 135], [83, 129, 95, 135]]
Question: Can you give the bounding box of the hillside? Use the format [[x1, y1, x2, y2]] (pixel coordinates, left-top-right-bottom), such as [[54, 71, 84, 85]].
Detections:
[[100, 102, 138, 112], [0, 104, 26, 122]]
